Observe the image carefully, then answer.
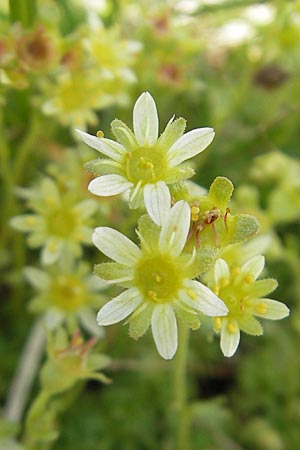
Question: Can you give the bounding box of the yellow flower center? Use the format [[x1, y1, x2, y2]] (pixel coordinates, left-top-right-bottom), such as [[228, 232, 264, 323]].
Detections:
[[134, 255, 182, 303], [47, 208, 79, 238], [51, 275, 88, 311], [125, 147, 167, 185]]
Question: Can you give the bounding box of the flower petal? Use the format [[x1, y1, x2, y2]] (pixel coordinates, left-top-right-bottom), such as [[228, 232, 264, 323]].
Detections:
[[41, 239, 63, 265], [158, 200, 190, 257], [220, 319, 240, 357], [151, 304, 177, 360], [180, 280, 228, 316], [241, 255, 265, 280], [76, 129, 126, 162], [23, 267, 51, 290], [167, 128, 215, 167], [143, 181, 171, 226], [88, 175, 133, 197], [133, 92, 159, 146], [93, 227, 142, 266], [253, 299, 290, 320], [10, 215, 43, 232], [214, 258, 230, 286], [74, 199, 98, 219], [97, 288, 142, 325]]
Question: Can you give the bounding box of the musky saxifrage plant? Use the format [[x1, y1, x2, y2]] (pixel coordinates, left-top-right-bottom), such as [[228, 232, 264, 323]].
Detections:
[[77, 91, 289, 360]]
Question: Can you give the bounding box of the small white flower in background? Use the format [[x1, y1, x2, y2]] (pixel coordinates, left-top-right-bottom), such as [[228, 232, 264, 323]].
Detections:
[[76, 91, 215, 226], [212, 256, 289, 357], [93, 200, 228, 360]]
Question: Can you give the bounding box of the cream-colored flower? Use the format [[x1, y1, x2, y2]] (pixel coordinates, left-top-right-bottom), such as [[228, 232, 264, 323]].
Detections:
[[212, 256, 289, 357], [93, 201, 227, 359], [76, 92, 215, 225]]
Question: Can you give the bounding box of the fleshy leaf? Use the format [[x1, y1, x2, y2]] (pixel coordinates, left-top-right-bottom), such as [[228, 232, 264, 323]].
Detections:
[[208, 177, 233, 212]]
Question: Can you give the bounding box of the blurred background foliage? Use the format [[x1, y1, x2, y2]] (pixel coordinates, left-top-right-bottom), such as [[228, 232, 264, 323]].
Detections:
[[1, 0, 300, 449]]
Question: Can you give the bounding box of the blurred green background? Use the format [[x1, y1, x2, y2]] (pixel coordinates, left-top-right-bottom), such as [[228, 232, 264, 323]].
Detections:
[[1, 1, 300, 449]]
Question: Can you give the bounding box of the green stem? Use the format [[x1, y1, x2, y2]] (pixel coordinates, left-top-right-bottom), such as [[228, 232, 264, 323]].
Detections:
[[173, 322, 190, 450], [9, 0, 37, 27], [13, 111, 41, 184]]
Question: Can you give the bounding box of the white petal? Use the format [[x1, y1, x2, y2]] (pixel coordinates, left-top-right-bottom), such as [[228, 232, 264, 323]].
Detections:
[[74, 199, 98, 219], [143, 181, 171, 226], [167, 128, 215, 167], [76, 129, 126, 162], [159, 200, 190, 257], [88, 175, 133, 197], [241, 255, 265, 280], [254, 299, 290, 320], [151, 304, 177, 360], [180, 280, 228, 316], [93, 227, 142, 266], [214, 258, 230, 286], [79, 308, 105, 337], [41, 239, 63, 265], [220, 320, 240, 357], [23, 267, 51, 290], [133, 92, 159, 146], [97, 288, 142, 325]]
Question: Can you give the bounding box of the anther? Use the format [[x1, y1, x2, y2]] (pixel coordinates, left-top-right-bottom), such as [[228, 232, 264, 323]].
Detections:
[[154, 273, 162, 283], [214, 317, 222, 331], [96, 130, 104, 138], [244, 274, 254, 284], [148, 290, 158, 301]]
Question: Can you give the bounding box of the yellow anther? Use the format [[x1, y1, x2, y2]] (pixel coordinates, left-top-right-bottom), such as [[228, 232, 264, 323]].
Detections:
[[96, 130, 104, 138], [191, 206, 200, 222], [187, 289, 197, 300], [148, 290, 158, 301], [126, 152, 133, 160], [255, 302, 267, 315], [154, 274, 162, 283], [244, 274, 254, 284], [213, 317, 222, 331], [231, 267, 241, 276], [227, 321, 239, 334], [144, 161, 154, 169], [220, 278, 230, 288]]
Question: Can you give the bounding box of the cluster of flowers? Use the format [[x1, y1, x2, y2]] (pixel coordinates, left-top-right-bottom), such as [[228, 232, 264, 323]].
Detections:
[[0, 16, 139, 129], [76, 92, 289, 359]]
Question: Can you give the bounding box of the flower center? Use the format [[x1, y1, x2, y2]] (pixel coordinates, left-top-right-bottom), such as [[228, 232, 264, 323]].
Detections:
[[125, 146, 166, 184], [46, 208, 79, 238], [134, 255, 181, 303], [51, 275, 88, 311]]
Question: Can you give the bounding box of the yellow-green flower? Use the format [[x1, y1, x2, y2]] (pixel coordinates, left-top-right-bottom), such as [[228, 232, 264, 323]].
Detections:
[[11, 177, 97, 265], [93, 201, 227, 359], [211, 256, 289, 357], [77, 92, 215, 226], [24, 262, 107, 335]]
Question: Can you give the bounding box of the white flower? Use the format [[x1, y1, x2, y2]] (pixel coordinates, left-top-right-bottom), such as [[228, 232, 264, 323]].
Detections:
[[76, 92, 215, 226], [212, 256, 290, 357], [93, 201, 228, 359]]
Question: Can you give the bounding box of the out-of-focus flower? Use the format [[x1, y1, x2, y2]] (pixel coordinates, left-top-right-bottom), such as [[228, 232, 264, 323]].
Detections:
[[211, 256, 289, 357], [77, 92, 215, 225], [93, 201, 227, 359], [24, 261, 107, 336], [11, 177, 98, 265]]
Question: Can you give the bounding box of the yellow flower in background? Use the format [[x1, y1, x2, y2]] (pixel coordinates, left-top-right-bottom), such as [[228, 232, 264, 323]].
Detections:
[[24, 262, 107, 336], [11, 177, 98, 265]]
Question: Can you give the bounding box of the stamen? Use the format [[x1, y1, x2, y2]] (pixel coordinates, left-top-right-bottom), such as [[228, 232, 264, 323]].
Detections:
[[154, 273, 162, 283], [148, 290, 158, 301], [224, 207, 230, 231], [186, 247, 196, 267], [136, 230, 151, 254], [130, 179, 143, 203], [96, 130, 104, 138], [244, 274, 254, 284], [191, 206, 200, 222], [126, 151, 133, 181], [213, 317, 222, 331], [211, 222, 220, 247]]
